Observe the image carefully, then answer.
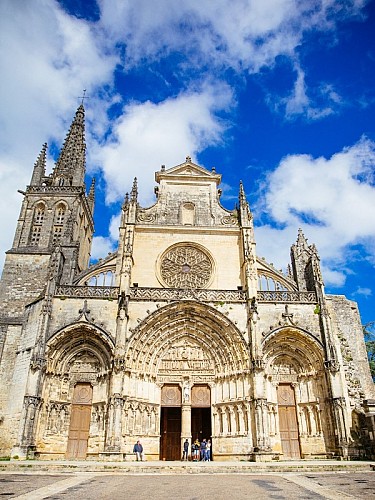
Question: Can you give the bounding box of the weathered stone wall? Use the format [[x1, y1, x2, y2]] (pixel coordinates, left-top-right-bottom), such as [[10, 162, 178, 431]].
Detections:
[[327, 295, 375, 402], [0, 253, 50, 317]]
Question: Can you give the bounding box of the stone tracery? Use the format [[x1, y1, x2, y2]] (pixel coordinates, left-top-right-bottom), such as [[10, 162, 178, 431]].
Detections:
[[159, 244, 213, 289]]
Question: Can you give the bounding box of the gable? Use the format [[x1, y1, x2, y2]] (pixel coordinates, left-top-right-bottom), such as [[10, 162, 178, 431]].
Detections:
[[155, 157, 222, 185]]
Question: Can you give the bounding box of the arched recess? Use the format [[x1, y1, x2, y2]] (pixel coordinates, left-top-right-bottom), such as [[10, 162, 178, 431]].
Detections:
[[37, 323, 114, 458], [126, 300, 249, 380], [262, 326, 331, 459]]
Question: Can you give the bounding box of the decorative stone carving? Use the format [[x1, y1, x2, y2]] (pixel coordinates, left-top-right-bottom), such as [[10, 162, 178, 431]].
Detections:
[[55, 285, 119, 298], [136, 210, 156, 223], [130, 287, 245, 302], [158, 339, 215, 376], [191, 385, 210, 407], [159, 244, 213, 289], [221, 214, 238, 226], [257, 291, 316, 303], [161, 385, 181, 406]]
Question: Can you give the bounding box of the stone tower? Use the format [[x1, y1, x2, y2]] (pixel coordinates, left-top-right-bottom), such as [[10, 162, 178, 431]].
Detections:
[[0, 105, 94, 456], [0, 104, 93, 318]]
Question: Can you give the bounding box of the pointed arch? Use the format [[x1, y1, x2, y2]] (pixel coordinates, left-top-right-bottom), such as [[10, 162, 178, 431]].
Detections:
[[51, 202, 68, 246], [126, 301, 249, 378], [262, 326, 324, 373], [29, 201, 46, 246], [46, 322, 114, 376]]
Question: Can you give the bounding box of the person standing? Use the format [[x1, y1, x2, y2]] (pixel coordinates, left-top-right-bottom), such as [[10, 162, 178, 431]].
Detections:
[[206, 439, 211, 461], [193, 439, 200, 461], [133, 440, 144, 461], [182, 439, 189, 461], [200, 438, 207, 461]]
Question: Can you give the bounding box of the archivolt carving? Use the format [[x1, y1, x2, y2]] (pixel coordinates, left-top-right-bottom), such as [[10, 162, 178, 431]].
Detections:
[[126, 301, 248, 378], [263, 327, 324, 380], [45, 324, 113, 378]]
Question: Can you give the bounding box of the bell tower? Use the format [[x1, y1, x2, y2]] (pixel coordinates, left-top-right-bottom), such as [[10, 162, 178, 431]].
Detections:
[[0, 104, 95, 318]]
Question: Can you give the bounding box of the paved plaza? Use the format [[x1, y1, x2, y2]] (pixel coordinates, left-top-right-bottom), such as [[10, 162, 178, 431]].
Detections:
[[0, 470, 375, 499]]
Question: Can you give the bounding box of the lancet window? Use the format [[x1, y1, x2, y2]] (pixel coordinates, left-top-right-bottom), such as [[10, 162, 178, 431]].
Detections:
[[30, 202, 46, 246], [52, 204, 66, 246]]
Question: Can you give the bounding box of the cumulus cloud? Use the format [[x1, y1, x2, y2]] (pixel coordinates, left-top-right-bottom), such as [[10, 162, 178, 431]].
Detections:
[[0, 0, 118, 270], [0, 0, 371, 276], [93, 84, 234, 205], [255, 137, 375, 285], [99, 0, 365, 73]]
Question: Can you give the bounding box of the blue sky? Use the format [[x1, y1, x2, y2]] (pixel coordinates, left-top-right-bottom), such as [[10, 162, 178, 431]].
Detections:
[[0, 0, 374, 324]]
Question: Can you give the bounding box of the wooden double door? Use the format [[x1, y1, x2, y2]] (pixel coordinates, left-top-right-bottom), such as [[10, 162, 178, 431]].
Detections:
[[66, 383, 93, 459], [277, 384, 301, 459]]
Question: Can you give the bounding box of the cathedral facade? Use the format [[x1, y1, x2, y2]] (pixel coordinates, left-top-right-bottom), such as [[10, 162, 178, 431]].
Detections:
[[0, 105, 374, 461]]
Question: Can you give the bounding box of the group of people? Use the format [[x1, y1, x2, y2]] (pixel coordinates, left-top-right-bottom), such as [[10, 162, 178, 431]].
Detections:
[[183, 438, 211, 461], [134, 438, 212, 462]]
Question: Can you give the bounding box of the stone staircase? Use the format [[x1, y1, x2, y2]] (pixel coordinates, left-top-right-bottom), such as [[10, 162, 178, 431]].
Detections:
[[0, 459, 373, 474]]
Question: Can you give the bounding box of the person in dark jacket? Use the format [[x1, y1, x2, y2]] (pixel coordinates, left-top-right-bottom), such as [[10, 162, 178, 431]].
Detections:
[[133, 440, 144, 461], [182, 439, 189, 460]]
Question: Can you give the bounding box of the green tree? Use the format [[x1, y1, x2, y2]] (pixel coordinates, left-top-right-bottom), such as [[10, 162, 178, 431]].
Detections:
[[363, 321, 375, 380]]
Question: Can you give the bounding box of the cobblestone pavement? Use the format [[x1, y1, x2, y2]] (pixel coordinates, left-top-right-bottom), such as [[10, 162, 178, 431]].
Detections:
[[0, 472, 374, 500]]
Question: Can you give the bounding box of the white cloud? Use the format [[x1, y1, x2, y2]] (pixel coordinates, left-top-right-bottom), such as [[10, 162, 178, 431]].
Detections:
[[0, 0, 118, 271], [99, 0, 365, 73], [90, 236, 115, 262], [254, 137, 375, 286], [94, 84, 234, 205], [0, 0, 370, 276], [353, 286, 372, 298]]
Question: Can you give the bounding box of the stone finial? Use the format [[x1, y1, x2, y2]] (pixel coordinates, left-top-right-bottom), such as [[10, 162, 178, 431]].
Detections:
[[30, 143, 47, 186], [130, 177, 138, 202], [185, 156, 191, 162], [87, 178, 96, 214]]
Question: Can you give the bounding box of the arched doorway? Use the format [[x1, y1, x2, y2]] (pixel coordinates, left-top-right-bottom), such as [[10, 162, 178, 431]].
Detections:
[[39, 324, 113, 459], [191, 385, 211, 457], [66, 383, 93, 459], [277, 384, 300, 459], [263, 327, 329, 459]]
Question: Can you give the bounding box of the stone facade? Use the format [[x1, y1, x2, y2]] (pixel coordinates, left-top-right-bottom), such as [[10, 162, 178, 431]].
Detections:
[[0, 105, 374, 461]]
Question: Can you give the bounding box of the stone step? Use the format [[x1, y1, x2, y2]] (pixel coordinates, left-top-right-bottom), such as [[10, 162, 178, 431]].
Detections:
[[0, 460, 372, 474]]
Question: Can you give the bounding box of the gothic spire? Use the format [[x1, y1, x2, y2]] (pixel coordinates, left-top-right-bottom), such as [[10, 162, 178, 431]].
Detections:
[[87, 178, 95, 214], [53, 104, 86, 187], [30, 143, 47, 186]]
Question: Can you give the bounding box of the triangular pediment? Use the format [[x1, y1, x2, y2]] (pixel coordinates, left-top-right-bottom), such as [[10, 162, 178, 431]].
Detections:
[[155, 157, 221, 184]]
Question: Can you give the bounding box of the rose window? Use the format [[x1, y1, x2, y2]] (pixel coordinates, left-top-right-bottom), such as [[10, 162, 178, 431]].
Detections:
[[160, 245, 213, 288]]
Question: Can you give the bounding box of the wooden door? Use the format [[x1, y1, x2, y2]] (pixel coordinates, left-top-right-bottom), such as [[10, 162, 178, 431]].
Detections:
[[277, 384, 301, 459], [66, 383, 93, 459], [160, 407, 182, 460]]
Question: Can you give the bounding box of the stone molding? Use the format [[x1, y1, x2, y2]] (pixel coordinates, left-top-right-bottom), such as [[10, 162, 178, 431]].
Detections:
[[55, 285, 119, 298], [257, 290, 316, 303], [130, 287, 246, 302]]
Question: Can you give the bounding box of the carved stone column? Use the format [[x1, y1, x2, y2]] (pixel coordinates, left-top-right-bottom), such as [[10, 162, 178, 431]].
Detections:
[[181, 404, 192, 457], [105, 394, 124, 452], [332, 396, 349, 458], [12, 396, 43, 459], [254, 398, 270, 451]]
